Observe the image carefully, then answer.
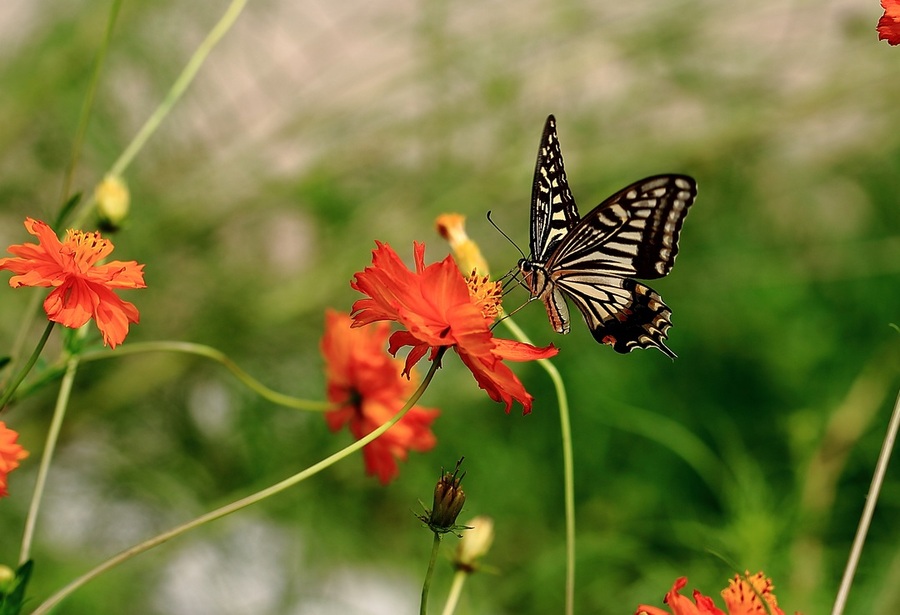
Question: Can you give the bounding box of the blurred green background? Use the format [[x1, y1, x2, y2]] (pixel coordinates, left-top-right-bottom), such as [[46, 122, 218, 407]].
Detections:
[[1, 0, 899, 613]]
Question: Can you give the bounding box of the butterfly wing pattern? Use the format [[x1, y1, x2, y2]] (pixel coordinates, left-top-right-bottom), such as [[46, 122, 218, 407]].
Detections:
[[517, 115, 697, 358]]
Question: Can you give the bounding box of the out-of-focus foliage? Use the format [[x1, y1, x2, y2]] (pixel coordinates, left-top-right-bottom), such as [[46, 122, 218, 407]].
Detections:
[[0, 0, 898, 613]]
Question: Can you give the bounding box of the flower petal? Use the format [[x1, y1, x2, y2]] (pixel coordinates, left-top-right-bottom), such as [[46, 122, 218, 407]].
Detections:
[[322, 310, 439, 484], [457, 347, 534, 414], [879, 0, 900, 44]]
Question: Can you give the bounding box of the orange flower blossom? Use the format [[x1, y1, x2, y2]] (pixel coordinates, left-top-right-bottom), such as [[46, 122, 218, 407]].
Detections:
[[0, 218, 146, 348], [879, 0, 900, 45], [0, 421, 29, 498], [636, 572, 791, 615], [321, 309, 439, 484], [350, 241, 557, 414]]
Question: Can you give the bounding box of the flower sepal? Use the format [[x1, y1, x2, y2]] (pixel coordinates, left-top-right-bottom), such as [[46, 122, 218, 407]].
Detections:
[[417, 459, 470, 536]]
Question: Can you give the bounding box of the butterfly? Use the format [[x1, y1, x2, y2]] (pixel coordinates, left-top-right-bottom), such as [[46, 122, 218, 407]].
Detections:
[[517, 115, 697, 358]]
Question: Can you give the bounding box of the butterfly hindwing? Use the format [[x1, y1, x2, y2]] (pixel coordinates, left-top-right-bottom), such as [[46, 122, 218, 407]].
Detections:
[[554, 272, 676, 358], [519, 115, 697, 357]]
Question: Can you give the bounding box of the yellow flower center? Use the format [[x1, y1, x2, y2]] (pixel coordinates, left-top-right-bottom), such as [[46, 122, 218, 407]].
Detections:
[[467, 274, 502, 322], [64, 229, 110, 272]]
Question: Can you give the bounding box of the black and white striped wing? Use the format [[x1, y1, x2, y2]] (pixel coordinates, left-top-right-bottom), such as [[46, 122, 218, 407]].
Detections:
[[529, 115, 580, 260], [547, 175, 697, 358]]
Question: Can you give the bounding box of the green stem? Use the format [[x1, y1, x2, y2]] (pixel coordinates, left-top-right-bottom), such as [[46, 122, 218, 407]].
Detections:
[[30, 351, 444, 615], [420, 532, 443, 615], [831, 386, 900, 615], [71, 0, 248, 227], [77, 341, 330, 412], [56, 0, 123, 217], [0, 321, 55, 413], [19, 352, 79, 564], [439, 569, 467, 615], [501, 315, 575, 615]]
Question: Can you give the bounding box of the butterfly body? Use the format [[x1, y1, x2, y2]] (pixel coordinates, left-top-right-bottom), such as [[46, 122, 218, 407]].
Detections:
[[518, 115, 697, 358]]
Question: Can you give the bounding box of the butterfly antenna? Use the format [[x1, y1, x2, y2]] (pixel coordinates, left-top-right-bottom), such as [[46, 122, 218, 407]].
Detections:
[[486, 211, 527, 260], [491, 297, 533, 330]]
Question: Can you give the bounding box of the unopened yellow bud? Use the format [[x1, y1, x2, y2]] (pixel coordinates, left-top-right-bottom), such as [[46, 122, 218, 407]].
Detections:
[[435, 213, 489, 277], [95, 175, 130, 229], [455, 515, 494, 571], [0, 564, 15, 592]]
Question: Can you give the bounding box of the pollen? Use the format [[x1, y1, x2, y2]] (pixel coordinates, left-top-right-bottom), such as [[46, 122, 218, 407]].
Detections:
[[467, 274, 503, 321], [64, 229, 112, 272]]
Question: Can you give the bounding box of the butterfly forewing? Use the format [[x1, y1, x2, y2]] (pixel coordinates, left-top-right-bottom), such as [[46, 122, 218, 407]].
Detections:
[[519, 115, 697, 357], [547, 175, 697, 278], [530, 115, 580, 260]]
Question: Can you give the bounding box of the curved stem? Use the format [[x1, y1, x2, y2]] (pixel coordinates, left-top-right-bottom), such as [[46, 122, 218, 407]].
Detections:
[[30, 351, 444, 615], [0, 321, 55, 413], [501, 315, 575, 615], [71, 0, 248, 227], [439, 569, 467, 615], [78, 341, 330, 412], [19, 352, 79, 564], [831, 387, 900, 615], [1, 3, 121, 394], [420, 533, 443, 615], [56, 0, 123, 216]]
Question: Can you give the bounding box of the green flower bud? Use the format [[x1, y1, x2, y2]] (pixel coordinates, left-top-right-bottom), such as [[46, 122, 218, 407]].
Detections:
[[419, 458, 467, 534]]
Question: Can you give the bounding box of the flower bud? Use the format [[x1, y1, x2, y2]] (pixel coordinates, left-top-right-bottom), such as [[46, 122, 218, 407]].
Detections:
[[0, 564, 14, 593], [435, 213, 489, 277], [454, 515, 494, 571], [419, 458, 467, 534], [95, 175, 130, 230]]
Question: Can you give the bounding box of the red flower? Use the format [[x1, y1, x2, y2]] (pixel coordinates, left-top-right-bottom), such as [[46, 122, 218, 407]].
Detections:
[[0, 422, 28, 498], [321, 310, 439, 484], [879, 0, 900, 44], [636, 573, 788, 615], [0, 218, 146, 348], [351, 242, 557, 414]]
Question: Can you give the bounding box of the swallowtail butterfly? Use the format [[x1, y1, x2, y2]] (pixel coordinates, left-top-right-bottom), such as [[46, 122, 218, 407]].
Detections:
[[517, 115, 697, 358]]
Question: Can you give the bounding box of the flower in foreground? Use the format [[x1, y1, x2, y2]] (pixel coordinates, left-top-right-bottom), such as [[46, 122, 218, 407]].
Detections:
[[0, 422, 28, 498], [879, 0, 900, 45], [351, 242, 557, 414], [635, 572, 789, 615], [321, 309, 439, 484], [0, 218, 146, 348]]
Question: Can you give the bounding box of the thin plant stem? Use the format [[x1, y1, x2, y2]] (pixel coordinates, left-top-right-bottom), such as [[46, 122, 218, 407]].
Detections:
[[420, 533, 443, 615], [71, 0, 248, 227], [78, 341, 330, 412], [439, 569, 467, 615], [19, 352, 80, 565], [0, 321, 55, 413], [30, 350, 445, 615], [1, 3, 121, 394], [57, 0, 123, 212], [500, 315, 575, 615], [831, 386, 900, 615]]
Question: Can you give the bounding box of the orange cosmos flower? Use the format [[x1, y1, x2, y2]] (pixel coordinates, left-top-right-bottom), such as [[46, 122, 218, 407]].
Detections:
[[351, 241, 557, 414], [879, 0, 900, 44], [635, 572, 789, 615], [0, 422, 29, 498], [0, 218, 146, 348], [321, 309, 439, 484]]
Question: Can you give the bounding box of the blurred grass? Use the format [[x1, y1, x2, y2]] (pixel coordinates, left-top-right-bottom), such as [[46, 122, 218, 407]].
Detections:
[[1, 0, 899, 613]]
